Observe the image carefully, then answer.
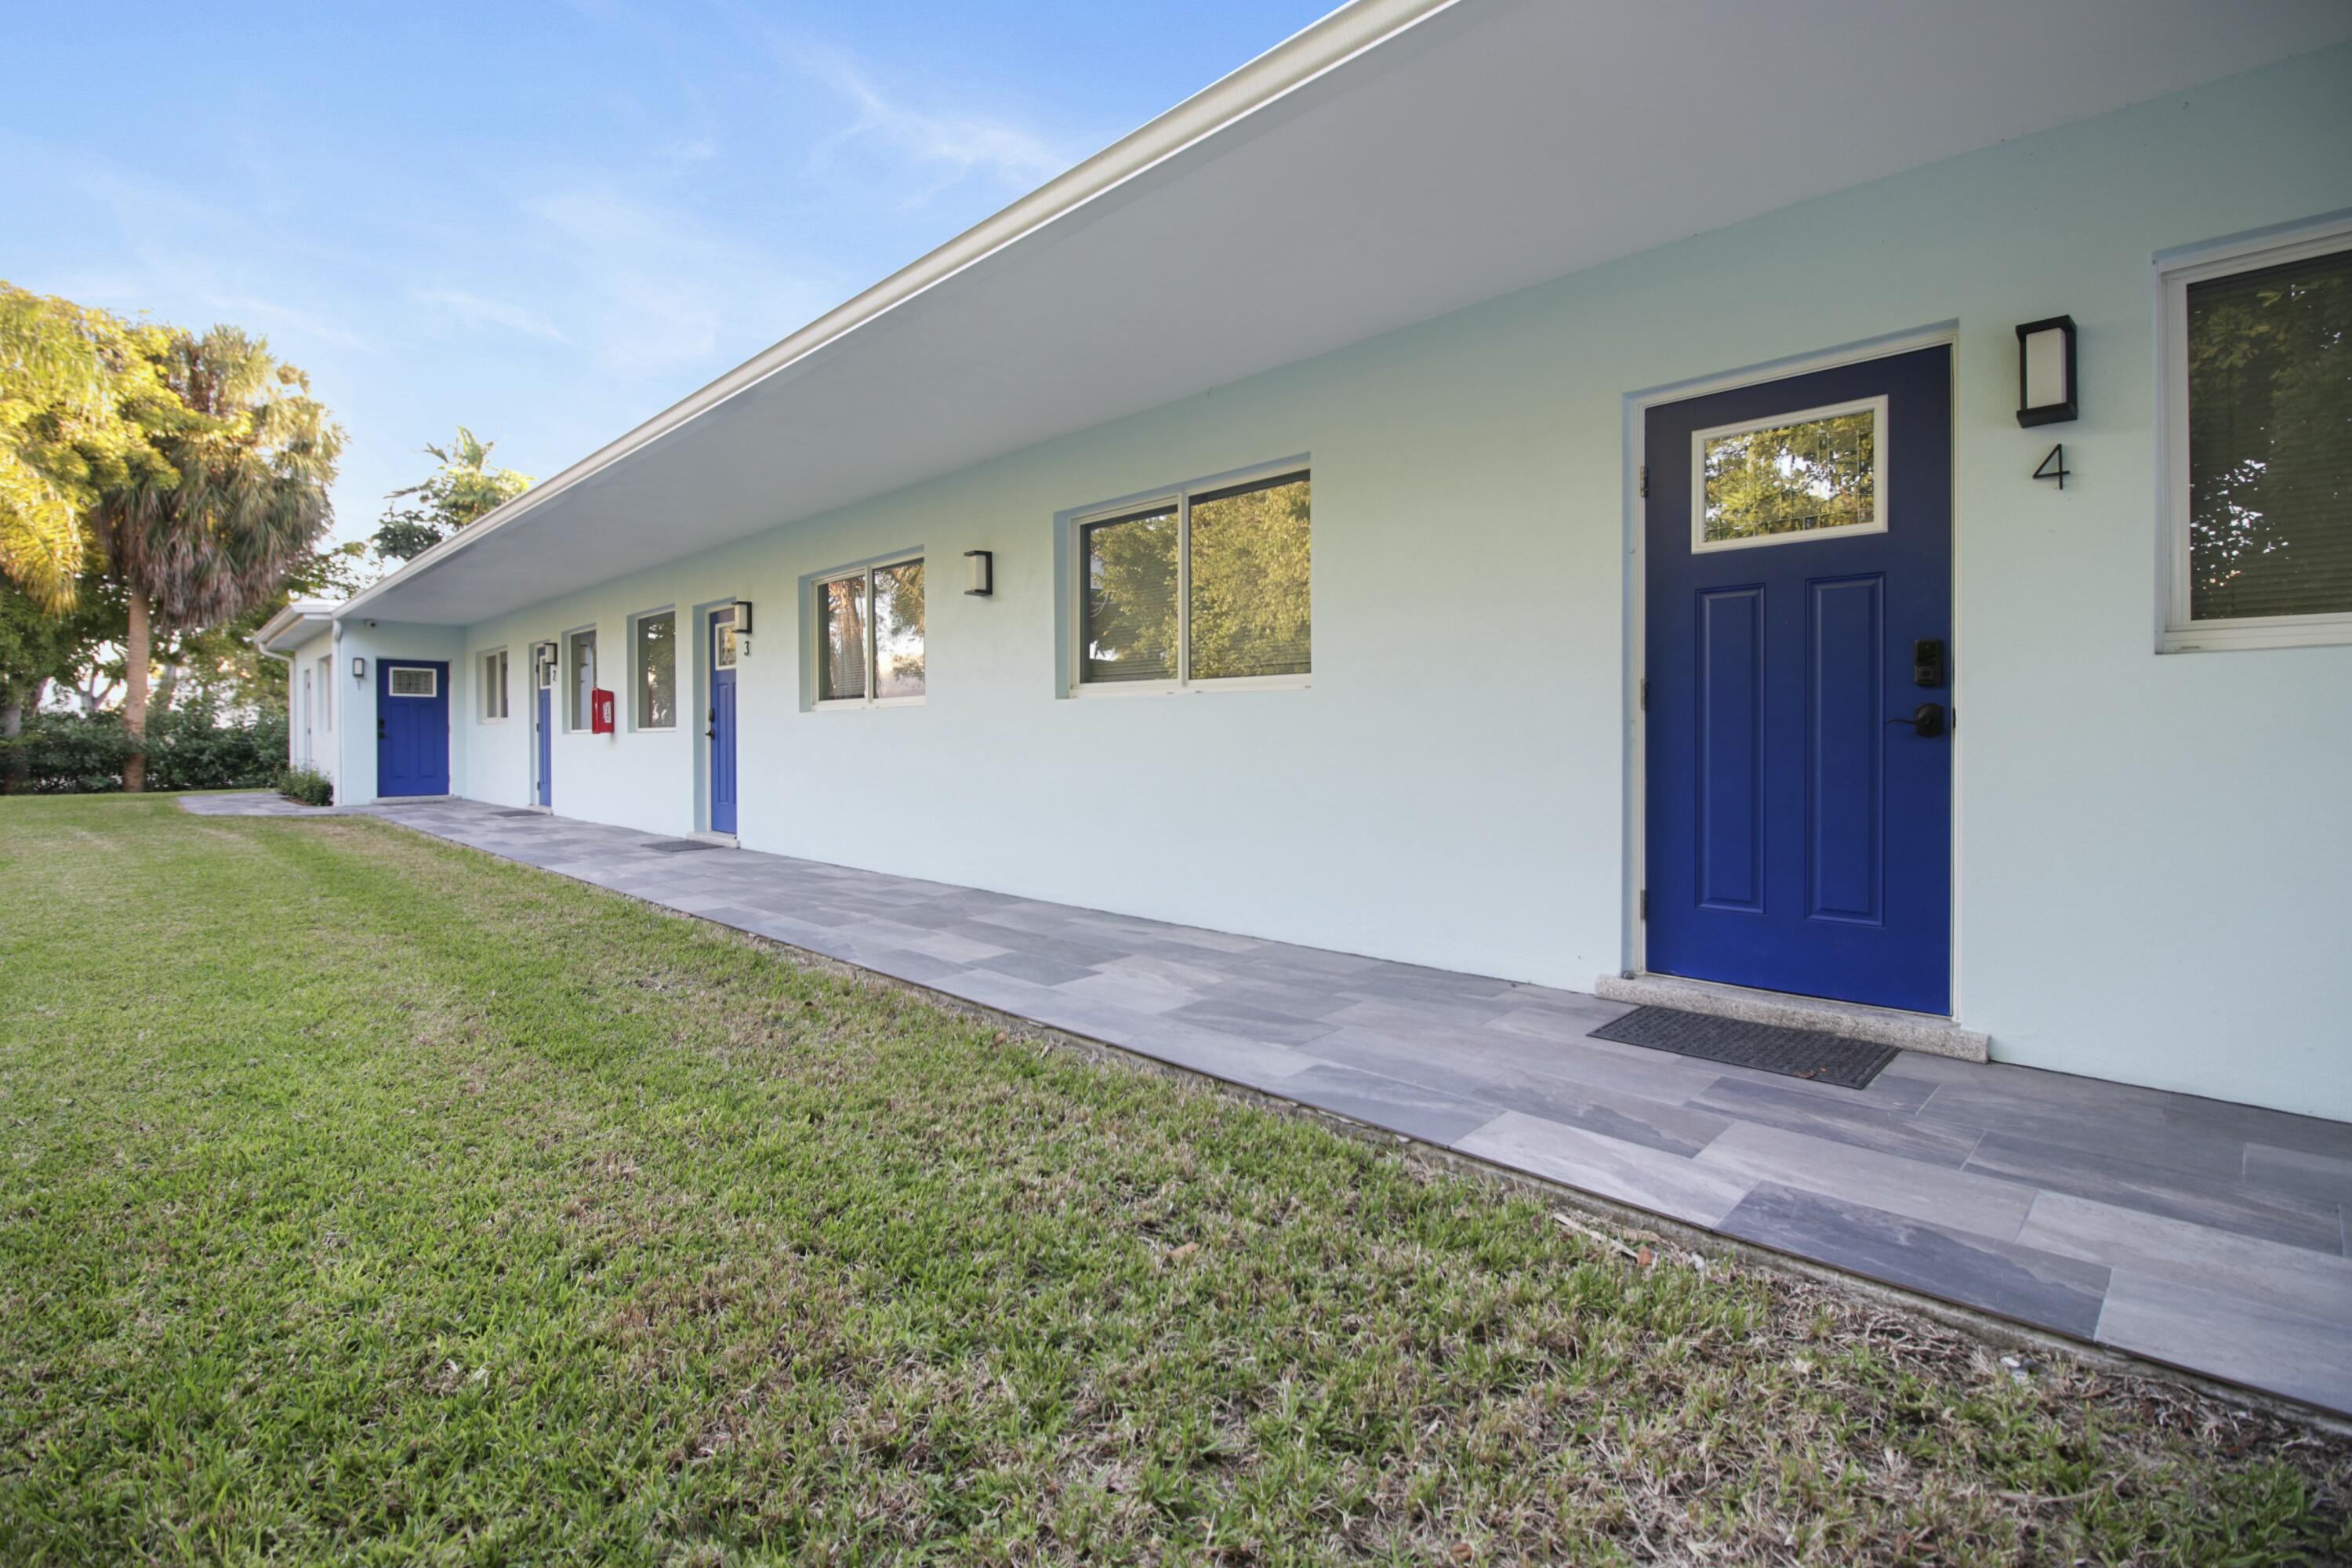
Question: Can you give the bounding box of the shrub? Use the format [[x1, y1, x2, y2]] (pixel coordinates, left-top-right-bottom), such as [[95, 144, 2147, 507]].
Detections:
[[0, 710, 292, 793], [276, 765, 334, 806]]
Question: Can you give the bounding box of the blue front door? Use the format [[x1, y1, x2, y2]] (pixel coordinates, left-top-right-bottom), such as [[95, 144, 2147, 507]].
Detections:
[[535, 680, 552, 808], [708, 611, 738, 834], [1644, 346, 1952, 1014], [376, 660, 450, 797]]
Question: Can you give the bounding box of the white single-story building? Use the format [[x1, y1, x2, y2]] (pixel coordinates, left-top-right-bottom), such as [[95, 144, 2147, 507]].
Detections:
[[263, 0, 2352, 1124]]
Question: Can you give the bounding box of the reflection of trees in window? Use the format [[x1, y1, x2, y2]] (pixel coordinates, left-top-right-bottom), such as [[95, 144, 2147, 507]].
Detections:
[[818, 576, 866, 701], [636, 612, 675, 728], [1084, 506, 1178, 682], [873, 560, 925, 698], [1703, 412, 1875, 542], [1080, 474, 1310, 684], [2187, 249, 2352, 621], [1191, 475, 1310, 679]]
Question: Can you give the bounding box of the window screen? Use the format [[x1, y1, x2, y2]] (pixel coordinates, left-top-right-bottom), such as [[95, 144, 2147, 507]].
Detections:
[[816, 575, 868, 702], [569, 630, 597, 728], [483, 651, 508, 719], [1082, 505, 1178, 683], [635, 612, 676, 728], [872, 560, 926, 699], [1187, 472, 1311, 679], [2186, 245, 2352, 622]]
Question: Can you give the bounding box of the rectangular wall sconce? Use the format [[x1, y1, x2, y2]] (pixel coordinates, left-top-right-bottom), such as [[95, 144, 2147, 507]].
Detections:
[[732, 600, 754, 635], [964, 549, 993, 597], [350, 656, 367, 681], [2015, 315, 2078, 426]]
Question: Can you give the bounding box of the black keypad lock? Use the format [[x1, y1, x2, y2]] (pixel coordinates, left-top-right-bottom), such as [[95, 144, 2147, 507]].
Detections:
[[1913, 638, 1947, 689]]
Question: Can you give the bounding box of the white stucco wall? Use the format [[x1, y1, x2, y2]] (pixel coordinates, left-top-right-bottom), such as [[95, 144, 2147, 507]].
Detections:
[[280, 630, 336, 782], [333, 621, 470, 805], [423, 46, 2350, 1120]]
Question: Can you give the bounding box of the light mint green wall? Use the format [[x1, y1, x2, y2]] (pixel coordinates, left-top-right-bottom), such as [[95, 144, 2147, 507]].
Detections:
[[336, 621, 469, 804], [450, 45, 2352, 1120]]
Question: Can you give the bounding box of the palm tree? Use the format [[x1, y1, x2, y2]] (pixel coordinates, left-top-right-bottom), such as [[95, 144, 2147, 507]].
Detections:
[[91, 327, 342, 790]]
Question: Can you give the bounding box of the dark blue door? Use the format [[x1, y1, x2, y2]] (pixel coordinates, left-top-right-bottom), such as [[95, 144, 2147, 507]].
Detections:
[[708, 611, 738, 834], [535, 679, 552, 808], [1645, 346, 1951, 1014], [376, 660, 450, 797]]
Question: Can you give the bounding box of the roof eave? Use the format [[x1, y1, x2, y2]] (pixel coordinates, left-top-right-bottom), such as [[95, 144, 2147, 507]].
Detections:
[[329, 0, 1464, 624]]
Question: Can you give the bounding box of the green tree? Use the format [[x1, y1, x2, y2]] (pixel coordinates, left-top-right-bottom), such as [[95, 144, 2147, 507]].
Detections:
[[371, 426, 529, 562], [0, 575, 114, 789], [0, 284, 178, 608], [90, 327, 343, 789]]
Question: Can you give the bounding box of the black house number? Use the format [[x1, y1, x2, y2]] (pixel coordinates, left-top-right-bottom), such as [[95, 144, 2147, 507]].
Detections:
[[2033, 443, 2070, 491]]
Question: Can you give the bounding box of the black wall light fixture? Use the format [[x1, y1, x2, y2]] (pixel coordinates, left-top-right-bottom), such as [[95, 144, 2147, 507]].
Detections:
[[2015, 315, 2078, 427], [731, 599, 753, 635], [964, 550, 993, 597], [350, 655, 367, 682]]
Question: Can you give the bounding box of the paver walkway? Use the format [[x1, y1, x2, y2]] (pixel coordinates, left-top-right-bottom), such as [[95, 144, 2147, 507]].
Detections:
[[184, 791, 2352, 1415]]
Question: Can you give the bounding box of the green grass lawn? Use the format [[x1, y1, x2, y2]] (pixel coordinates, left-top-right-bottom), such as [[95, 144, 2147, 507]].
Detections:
[[2, 796, 2346, 1566]]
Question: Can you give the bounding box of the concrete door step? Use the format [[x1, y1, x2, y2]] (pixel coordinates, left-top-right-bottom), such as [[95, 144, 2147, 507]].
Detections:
[[1594, 973, 1989, 1063]]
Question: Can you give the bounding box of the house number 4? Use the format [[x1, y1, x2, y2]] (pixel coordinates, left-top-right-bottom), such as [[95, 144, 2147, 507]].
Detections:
[[2033, 443, 2070, 491]]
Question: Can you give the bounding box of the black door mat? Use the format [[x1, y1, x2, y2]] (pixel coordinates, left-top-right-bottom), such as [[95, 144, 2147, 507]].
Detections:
[[1590, 1006, 1897, 1089], [642, 838, 720, 853]]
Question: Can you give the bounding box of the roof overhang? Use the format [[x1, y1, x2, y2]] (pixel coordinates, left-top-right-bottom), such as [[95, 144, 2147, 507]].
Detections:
[[342, 0, 2352, 627], [254, 601, 337, 654]]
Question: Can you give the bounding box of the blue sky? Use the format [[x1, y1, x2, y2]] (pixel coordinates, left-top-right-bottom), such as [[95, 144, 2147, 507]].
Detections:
[[3, 1, 1330, 547]]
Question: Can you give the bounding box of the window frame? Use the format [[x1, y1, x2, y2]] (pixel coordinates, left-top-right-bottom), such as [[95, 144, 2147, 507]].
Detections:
[[1068, 460, 1312, 697], [2158, 215, 2352, 653], [480, 648, 510, 723], [630, 608, 679, 731], [387, 666, 437, 699], [810, 551, 926, 711], [1688, 396, 1887, 555]]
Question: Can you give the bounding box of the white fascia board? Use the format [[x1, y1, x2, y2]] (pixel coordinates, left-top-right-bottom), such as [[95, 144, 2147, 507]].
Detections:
[[331, 0, 1465, 625], [254, 601, 338, 652]]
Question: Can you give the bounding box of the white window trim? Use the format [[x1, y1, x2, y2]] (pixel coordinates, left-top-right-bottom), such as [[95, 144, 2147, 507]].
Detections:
[[1687, 396, 1888, 554], [811, 552, 926, 710], [2157, 214, 2352, 654], [630, 608, 680, 731], [479, 647, 510, 724], [387, 666, 438, 699], [1067, 459, 1313, 697]]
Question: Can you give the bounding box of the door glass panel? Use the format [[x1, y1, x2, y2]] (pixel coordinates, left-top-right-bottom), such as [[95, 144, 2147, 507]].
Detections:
[[389, 667, 436, 697], [1696, 399, 1882, 550], [714, 612, 737, 670]]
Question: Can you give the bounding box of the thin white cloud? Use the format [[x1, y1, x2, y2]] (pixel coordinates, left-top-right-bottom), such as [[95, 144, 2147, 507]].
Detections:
[[789, 45, 1076, 200], [414, 289, 569, 343], [202, 294, 372, 353], [511, 182, 833, 375]]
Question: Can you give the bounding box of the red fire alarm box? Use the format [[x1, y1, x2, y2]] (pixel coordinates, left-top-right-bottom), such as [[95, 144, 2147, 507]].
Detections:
[[590, 688, 615, 734]]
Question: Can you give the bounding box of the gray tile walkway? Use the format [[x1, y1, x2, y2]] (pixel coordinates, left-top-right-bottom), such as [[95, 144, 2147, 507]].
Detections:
[[182, 790, 2352, 1415]]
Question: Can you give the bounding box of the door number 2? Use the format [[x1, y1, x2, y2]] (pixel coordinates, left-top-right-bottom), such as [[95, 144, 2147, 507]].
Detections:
[[2033, 443, 2070, 491]]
